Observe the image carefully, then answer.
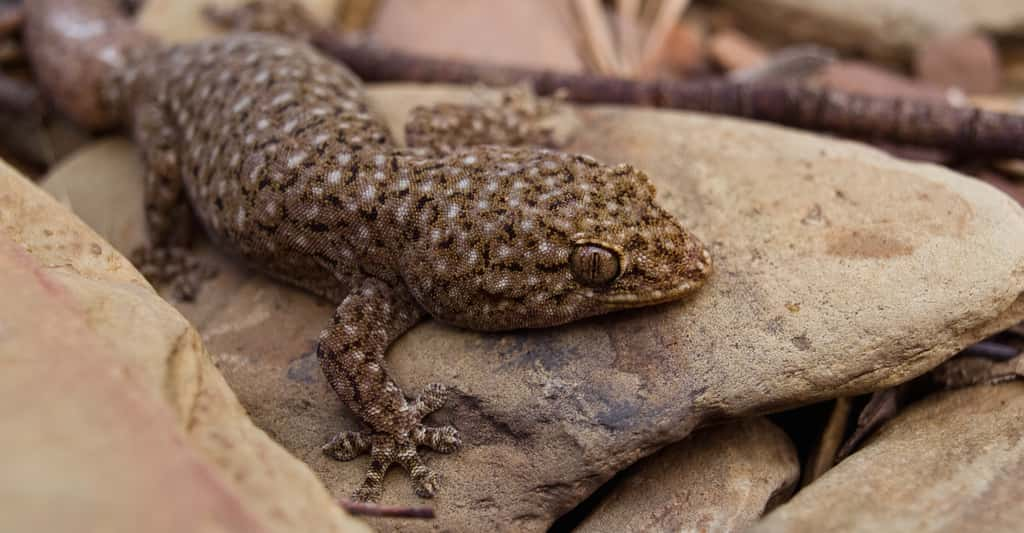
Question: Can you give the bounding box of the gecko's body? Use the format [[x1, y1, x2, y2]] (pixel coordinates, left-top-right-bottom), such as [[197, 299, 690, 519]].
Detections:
[[25, 1, 712, 501]]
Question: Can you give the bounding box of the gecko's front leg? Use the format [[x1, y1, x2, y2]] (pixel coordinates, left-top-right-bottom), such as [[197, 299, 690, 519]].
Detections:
[[318, 278, 461, 501]]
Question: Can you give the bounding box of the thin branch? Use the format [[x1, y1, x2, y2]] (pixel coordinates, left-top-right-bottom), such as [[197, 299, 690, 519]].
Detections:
[[616, 0, 642, 70], [313, 37, 1024, 159], [572, 0, 622, 75], [338, 499, 436, 519]]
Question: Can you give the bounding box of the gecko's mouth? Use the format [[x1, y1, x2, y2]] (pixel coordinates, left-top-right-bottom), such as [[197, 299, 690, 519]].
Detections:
[[597, 277, 708, 308], [597, 247, 713, 308]]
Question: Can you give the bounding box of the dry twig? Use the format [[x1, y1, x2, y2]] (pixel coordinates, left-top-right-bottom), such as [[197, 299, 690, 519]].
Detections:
[[338, 499, 436, 519], [312, 37, 1024, 158]]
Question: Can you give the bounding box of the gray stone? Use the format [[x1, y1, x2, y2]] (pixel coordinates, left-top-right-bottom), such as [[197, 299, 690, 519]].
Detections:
[[719, 0, 1024, 62]]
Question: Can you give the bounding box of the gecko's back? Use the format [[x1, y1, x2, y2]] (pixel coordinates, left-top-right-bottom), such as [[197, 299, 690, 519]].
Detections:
[[124, 35, 405, 296]]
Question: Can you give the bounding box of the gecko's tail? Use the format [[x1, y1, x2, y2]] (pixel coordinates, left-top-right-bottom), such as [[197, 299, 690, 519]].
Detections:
[[23, 0, 155, 130]]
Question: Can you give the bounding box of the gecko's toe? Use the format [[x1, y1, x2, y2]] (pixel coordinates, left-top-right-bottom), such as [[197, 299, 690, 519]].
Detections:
[[352, 480, 385, 503], [397, 442, 441, 498], [322, 429, 372, 461], [412, 424, 461, 453]]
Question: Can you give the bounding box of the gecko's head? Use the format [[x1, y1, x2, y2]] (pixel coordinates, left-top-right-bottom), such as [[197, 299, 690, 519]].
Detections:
[[548, 160, 713, 319], [405, 150, 711, 330]]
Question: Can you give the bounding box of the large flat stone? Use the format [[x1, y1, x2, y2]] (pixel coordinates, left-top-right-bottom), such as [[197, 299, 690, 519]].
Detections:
[[1, 159, 368, 532], [753, 381, 1024, 532], [577, 417, 799, 533], [40, 85, 1024, 531]]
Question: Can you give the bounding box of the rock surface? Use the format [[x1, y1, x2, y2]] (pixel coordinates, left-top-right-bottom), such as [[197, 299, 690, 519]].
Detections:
[[576, 417, 799, 533], [720, 0, 1024, 62], [369, 0, 583, 72], [753, 382, 1024, 532], [137, 0, 339, 43], [41, 85, 1024, 531], [914, 32, 1002, 94], [0, 161, 369, 532]]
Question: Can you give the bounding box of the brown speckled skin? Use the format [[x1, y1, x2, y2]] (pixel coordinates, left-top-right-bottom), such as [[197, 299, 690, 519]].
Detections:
[[26, 1, 711, 502]]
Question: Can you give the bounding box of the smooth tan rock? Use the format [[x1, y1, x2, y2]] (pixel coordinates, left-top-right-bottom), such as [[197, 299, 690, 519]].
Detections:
[[41, 85, 1024, 532], [577, 418, 799, 533], [137, 0, 339, 43], [753, 382, 1024, 532], [720, 0, 1024, 62], [369, 0, 583, 72], [0, 160, 368, 532]]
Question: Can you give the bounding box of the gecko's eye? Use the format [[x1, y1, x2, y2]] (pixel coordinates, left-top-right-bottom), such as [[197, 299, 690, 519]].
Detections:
[[570, 244, 622, 287]]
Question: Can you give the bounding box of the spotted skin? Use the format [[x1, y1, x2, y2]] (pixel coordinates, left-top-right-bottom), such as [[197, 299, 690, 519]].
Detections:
[[26, 2, 712, 502]]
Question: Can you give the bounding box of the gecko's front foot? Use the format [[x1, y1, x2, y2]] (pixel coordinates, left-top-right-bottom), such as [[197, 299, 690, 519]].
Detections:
[[131, 245, 217, 301], [322, 383, 461, 501]]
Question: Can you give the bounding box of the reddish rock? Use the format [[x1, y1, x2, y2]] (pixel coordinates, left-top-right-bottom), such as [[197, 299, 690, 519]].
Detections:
[[814, 61, 947, 103], [656, 21, 708, 77], [915, 32, 1001, 94], [708, 28, 769, 72]]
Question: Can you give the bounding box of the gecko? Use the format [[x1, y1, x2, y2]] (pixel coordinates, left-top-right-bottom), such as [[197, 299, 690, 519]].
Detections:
[[23, 0, 712, 501]]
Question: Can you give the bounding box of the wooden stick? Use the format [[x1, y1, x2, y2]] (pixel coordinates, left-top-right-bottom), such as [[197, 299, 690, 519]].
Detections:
[[313, 37, 1024, 158], [338, 499, 436, 519]]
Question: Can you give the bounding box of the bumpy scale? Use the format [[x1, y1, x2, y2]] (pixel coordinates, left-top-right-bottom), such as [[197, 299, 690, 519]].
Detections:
[[33, 2, 712, 502]]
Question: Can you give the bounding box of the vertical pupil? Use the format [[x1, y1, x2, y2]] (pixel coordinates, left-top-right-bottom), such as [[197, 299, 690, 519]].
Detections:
[[589, 251, 599, 279]]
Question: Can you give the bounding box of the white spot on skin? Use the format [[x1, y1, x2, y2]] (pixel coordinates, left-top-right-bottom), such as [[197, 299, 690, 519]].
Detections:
[[271, 92, 293, 106], [257, 119, 270, 130], [236, 207, 246, 226], [462, 155, 477, 165], [282, 119, 297, 133], [362, 185, 376, 201], [337, 153, 351, 165], [253, 70, 270, 83], [477, 200, 489, 210], [457, 178, 470, 190], [447, 205, 460, 219], [374, 154, 386, 167], [313, 133, 330, 146], [327, 170, 342, 184], [232, 96, 252, 113], [287, 152, 307, 168]]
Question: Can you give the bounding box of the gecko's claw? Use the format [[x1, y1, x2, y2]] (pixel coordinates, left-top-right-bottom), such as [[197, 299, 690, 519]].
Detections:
[[324, 383, 461, 501]]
